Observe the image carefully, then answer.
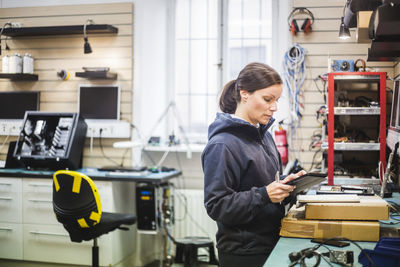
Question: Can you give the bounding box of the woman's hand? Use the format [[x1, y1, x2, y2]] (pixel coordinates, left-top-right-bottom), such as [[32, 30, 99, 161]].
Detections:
[[281, 170, 307, 184], [266, 182, 294, 203]]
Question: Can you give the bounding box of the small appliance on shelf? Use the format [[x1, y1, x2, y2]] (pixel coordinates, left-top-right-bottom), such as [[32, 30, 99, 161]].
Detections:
[[75, 67, 117, 80]]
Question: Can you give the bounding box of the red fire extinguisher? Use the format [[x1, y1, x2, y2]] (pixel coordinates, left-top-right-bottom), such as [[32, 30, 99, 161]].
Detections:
[[275, 124, 288, 165]]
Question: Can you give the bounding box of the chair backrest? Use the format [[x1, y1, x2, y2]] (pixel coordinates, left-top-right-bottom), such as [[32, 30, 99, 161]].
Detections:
[[53, 170, 102, 229]]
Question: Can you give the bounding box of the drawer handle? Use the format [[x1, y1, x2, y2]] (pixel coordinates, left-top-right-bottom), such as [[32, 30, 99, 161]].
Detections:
[[0, 183, 11, 186], [29, 231, 68, 237], [28, 183, 52, 187], [0, 227, 12, 231], [28, 199, 52, 203], [0, 197, 12, 201]]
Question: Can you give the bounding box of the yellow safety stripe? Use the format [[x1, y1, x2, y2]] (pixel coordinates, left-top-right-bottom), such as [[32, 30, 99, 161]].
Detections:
[[71, 174, 82, 194], [77, 218, 89, 228], [53, 176, 60, 192], [90, 211, 101, 223]]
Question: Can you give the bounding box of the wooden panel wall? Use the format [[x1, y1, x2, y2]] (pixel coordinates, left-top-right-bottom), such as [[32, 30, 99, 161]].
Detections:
[[0, 3, 133, 168], [292, 0, 396, 170]]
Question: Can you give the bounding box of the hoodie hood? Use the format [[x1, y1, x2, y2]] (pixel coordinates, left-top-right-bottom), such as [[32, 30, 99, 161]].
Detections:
[[208, 112, 275, 140]]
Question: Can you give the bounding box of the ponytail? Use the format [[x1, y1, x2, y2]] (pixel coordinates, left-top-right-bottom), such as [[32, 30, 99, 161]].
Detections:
[[219, 80, 238, 114]]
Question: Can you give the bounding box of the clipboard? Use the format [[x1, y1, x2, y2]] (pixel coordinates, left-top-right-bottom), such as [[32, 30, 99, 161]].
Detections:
[[286, 172, 327, 195]]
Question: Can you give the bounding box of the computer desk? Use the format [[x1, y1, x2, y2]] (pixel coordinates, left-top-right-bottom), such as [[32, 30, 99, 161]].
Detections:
[[265, 193, 400, 266]]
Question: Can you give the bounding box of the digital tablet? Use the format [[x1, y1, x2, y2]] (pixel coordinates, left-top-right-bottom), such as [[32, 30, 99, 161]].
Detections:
[[286, 172, 327, 195]]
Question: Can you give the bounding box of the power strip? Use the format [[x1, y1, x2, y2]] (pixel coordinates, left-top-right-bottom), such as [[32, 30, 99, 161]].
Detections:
[[0, 120, 23, 136], [0, 120, 131, 138], [85, 120, 131, 138]]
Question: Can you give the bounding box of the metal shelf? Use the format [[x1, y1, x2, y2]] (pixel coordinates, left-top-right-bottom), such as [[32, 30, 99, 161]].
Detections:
[[1, 24, 118, 37], [75, 71, 117, 80], [0, 73, 38, 81], [333, 74, 381, 81], [329, 107, 380, 115], [322, 142, 380, 151]]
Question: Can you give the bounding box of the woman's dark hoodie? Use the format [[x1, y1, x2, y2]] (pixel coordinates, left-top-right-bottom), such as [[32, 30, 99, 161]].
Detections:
[[202, 112, 284, 255]]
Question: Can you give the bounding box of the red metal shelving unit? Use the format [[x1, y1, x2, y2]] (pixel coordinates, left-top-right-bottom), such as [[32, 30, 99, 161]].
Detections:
[[327, 72, 386, 185]]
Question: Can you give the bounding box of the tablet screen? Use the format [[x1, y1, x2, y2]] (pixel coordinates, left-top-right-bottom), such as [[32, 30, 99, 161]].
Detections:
[[286, 172, 327, 186], [286, 172, 327, 195]]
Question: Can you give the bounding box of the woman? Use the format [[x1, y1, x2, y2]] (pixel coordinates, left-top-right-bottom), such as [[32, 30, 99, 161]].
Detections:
[[202, 62, 305, 267]]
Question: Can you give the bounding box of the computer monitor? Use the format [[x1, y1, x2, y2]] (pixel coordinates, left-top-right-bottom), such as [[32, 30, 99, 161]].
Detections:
[[0, 91, 40, 119], [387, 78, 400, 155], [78, 84, 120, 120]]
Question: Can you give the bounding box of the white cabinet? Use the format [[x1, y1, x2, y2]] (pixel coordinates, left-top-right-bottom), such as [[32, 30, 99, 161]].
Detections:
[[0, 178, 22, 223], [23, 223, 112, 265], [0, 222, 23, 260], [0, 177, 23, 260], [0, 176, 137, 266], [23, 179, 56, 224]]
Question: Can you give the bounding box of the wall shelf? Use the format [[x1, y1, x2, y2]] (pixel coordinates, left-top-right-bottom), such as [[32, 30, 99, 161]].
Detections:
[[75, 71, 117, 80], [330, 107, 380, 115], [0, 73, 38, 81], [2, 24, 118, 37]]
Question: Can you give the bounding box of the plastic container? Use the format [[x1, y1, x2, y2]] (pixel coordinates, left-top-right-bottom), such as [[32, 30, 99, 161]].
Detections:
[[9, 53, 22, 73], [2, 55, 9, 73], [359, 237, 400, 267], [358, 248, 400, 267], [23, 53, 34, 74]]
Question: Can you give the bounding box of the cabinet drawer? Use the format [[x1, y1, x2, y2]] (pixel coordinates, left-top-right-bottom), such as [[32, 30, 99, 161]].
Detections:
[[0, 222, 23, 260], [0, 178, 22, 223], [23, 179, 57, 224], [95, 181, 113, 211], [23, 223, 112, 266]]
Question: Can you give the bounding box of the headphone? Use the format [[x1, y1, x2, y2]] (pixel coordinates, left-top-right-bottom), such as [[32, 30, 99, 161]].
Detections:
[[288, 7, 314, 36], [354, 59, 366, 71]]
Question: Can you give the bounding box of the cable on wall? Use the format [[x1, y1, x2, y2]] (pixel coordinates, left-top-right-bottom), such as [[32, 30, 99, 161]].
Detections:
[[282, 43, 307, 165]]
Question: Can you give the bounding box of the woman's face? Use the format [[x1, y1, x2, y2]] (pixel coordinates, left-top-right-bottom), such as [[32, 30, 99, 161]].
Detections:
[[240, 84, 282, 125]]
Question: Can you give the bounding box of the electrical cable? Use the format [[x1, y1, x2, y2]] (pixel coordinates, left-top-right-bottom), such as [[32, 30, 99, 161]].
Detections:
[[0, 22, 11, 55], [289, 237, 375, 267], [0, 133, 10, 153], [99, 129, 121, 166], [174, 190, 212, 239], [283, 43, 307, 163], [315, 237, 376, 267]]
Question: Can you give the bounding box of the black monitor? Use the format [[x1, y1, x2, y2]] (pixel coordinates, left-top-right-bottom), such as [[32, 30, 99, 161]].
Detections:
[[78, 85, 120, 120], [0, 91, 40, 119]]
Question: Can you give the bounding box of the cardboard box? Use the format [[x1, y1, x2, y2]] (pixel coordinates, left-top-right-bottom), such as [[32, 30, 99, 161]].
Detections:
[[280, 207, 380, 241], [357, 11, 373, 43], [305, 195, 389, 221]]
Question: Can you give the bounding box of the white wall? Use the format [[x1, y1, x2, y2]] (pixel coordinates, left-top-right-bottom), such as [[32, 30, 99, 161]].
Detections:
[[0, 0, 291, 189], [0, 0, 171, 167]]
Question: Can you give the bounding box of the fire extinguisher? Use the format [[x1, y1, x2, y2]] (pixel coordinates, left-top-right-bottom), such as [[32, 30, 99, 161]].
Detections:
[[275, 123, 288, 165]]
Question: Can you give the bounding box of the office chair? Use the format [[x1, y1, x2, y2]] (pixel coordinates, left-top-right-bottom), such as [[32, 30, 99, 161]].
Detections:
[[52, 170, 137, 267]]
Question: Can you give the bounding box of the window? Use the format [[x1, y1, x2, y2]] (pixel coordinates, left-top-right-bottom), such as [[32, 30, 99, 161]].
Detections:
[[173, 0, 275, 142]]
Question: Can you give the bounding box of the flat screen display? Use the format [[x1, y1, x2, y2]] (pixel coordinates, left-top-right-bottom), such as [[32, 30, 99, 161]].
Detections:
[[78, 85, 120, 120], [0, 91, 40, 119]]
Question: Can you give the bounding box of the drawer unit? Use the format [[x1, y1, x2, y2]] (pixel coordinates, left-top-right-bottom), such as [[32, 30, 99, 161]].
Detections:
[[0, 222, 23, 260], [22, 179, 57, 225], [23, 223, 112, 265], [0, 177, 22, 223]]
